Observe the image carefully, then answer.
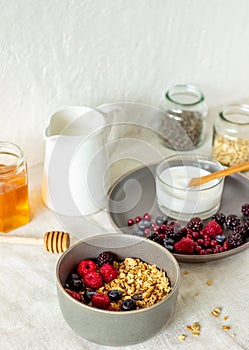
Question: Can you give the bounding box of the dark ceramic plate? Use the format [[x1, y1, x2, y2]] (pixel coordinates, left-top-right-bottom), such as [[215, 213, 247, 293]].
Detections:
[[107, 164, 249, 263]]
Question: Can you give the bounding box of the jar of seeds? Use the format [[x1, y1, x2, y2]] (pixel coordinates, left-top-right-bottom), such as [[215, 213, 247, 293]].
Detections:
[[160, 84, 208, 151], [212, 104, 249, 166]]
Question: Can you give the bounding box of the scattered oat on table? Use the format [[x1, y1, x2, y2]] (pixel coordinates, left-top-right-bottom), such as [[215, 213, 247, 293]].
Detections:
[[211, 307, 222, 317], [222, 325, 231, 332], [186, 322, 201, 337], [206, 279, 212, 286], [178, 334, 186, 341], [183, 270, 189, 275]]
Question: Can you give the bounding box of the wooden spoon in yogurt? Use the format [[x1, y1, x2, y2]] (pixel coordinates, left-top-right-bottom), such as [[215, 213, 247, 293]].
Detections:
[[189, 161, 249, 187]]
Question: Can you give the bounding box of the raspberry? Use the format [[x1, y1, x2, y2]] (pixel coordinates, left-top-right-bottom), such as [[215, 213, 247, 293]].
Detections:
[[66, 289, 81, 302], [82, 271, 103, 289], [106, 305, 119, 311], [174, 237, 195, 254], [99, 263, 118, 283], [204, 220, 223, 237], [91, 293, 111, 309], [77, 259, 97, 277]]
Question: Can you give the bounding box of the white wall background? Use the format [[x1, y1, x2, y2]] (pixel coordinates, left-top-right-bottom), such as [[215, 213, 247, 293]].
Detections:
[[1, 0, 249, 167]]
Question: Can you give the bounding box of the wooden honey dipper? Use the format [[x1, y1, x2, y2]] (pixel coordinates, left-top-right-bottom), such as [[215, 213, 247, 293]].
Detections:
[[0, 231, 70, 253]]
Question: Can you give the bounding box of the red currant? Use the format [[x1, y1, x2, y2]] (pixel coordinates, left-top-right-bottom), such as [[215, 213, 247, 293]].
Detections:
[[223, 241, 229, 250], [160, 224, 167, 232], [143, 213, 151, 221], [127, 219, 135, 226], [153, 225, 160, 232], [192, 231, 199, 240], [144, 228, 151, 235], [197, 238, 204, 246], [135, 216, 142, 223], [210, 240, 217, 247]]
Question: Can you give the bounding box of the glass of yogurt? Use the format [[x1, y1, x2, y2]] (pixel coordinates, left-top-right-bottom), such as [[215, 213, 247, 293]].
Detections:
[[156, 154, 225, 221]]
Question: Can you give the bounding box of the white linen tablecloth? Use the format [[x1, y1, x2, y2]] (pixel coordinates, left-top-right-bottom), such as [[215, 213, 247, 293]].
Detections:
[[0, 148, 249, 350]]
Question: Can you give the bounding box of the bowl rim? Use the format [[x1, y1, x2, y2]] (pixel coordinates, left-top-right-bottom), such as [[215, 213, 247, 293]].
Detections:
[[56, 233, 180, 315]]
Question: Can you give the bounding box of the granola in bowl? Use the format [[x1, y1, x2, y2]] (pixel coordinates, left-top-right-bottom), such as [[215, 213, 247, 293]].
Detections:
[[64, 252, 171, 311]]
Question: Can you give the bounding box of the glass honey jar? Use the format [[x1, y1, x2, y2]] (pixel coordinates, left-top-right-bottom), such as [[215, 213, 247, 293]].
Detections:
[[0, 142, 30, 232], [212, 104, 249, 166]]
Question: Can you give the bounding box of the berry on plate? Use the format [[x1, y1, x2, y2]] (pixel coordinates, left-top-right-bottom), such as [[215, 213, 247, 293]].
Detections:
[[187, 217, 203, 232], [204, 220, 223, 237], [174, 237, 195, 254]]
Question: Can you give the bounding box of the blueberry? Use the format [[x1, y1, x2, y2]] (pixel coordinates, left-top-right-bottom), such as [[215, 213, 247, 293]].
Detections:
[[83, 290, 97, 303], [155, 215, 168, 226], [107, 290, 122, 301], [134, 230, 145, 237], [138, 222, 146, 231], [138, 220, 151, 230], [121, 298, 136, 311], [143, 220, 151, 228], [66, 273, 84, 292], [215, 234, 226, 244], [164, 244, 174, 252], [163, 237, 175, 246]]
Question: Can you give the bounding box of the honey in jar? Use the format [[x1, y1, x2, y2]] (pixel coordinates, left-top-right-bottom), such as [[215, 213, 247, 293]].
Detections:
[[0, 142, 29, 232]]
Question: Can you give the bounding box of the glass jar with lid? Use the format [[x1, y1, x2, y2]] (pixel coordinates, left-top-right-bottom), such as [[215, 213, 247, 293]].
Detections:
[[0, 142, 30, 232], [212, 104, 249, 166], [160, 84, 208, 151]]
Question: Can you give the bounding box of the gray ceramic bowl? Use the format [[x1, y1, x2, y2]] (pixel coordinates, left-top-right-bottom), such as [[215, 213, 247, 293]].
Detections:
[[56, 233, 180, 346]]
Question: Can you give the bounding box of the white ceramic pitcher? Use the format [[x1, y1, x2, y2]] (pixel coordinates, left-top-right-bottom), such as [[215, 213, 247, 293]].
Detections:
[[41, 106, 109, 216]]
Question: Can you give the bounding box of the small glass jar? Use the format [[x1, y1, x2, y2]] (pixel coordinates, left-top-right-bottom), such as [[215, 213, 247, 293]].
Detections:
[[0, 142, 29, 232], [156, 154, 224, 221], [212, 104, 249, 166], [160, 84, 208, 150]]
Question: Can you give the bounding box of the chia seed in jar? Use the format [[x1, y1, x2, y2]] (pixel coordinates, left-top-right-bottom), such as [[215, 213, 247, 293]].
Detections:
[[160, 84, 208, 151]]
